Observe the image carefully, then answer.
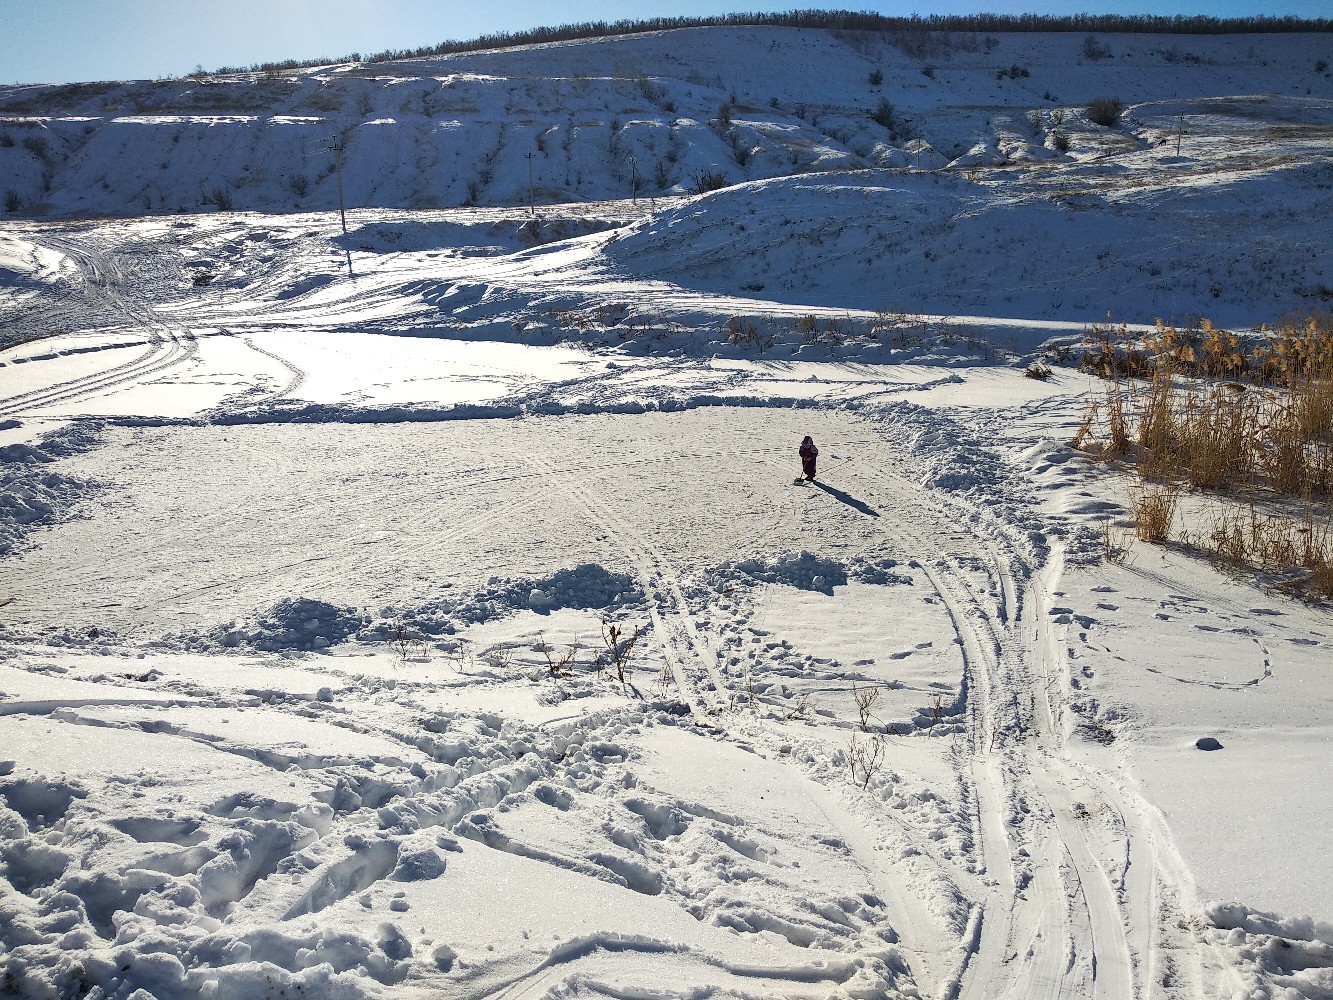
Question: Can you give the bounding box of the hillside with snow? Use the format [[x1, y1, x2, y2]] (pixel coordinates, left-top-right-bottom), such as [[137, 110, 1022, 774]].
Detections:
[[2, 20, 1333, 1000], [2, 27, 1332, 325]]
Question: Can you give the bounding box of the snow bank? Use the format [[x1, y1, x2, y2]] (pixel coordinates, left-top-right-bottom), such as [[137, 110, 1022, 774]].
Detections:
[[217, 598, 366, 652], [0, 422, 104, 556], [364, 563, 644, 640]]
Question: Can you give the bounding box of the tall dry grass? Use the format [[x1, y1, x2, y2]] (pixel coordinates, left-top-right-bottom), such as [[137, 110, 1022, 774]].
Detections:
[[1074, 313, 1333, 598]]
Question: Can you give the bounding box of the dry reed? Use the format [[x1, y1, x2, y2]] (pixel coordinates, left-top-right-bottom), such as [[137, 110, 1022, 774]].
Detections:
[[1072, 312, 1333, 598]]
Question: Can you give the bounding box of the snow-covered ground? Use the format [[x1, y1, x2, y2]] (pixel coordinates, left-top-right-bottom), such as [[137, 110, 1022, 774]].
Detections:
[[2, 23, 1333, 1000]]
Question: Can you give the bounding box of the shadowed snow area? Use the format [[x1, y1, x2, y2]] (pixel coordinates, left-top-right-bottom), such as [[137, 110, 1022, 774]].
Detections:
[[2, 22, 1332, 1000]]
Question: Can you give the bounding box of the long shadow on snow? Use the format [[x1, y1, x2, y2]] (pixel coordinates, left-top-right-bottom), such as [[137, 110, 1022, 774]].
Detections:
[[813, 481, 879, 518]]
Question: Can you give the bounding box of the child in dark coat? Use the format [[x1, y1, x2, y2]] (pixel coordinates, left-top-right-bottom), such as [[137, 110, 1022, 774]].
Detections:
[[799, 436, 819, 482]]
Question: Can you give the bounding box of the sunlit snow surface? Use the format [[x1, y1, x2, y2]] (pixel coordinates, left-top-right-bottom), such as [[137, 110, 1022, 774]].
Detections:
[[2, 26, 1333, 1000]]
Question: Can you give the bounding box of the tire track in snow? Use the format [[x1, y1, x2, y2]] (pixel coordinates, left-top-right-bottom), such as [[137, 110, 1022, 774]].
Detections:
[[0, 235, 199, 416], [846, 457, 1143, 1000]]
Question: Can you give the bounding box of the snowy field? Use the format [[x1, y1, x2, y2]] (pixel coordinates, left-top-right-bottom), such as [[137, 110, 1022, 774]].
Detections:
[[3, 24, 1333, 1000]]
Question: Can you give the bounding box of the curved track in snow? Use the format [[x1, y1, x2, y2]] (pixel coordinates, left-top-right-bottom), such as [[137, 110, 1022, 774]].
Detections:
[[0, 233, 199, 417]]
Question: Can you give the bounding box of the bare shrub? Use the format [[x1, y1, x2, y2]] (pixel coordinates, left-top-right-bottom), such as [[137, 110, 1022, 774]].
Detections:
[[21, 135, 50, 161], [1105, 379, 1130, 457], [601, 620, 642, 686], [731, 134, 752, 166], [1087, 97, 1124, 127], [689, 169, 729, 195], [847, 733, 885, 789], [538, 635, 581, 678], [851, 681, 880, 733], [1101, 517, 1130, 564], [1082, 35, 1112, 61], [391, 619, 428, 663], [726, 315, 758, 345], [204, 185, 233, 211], [871, 97, 896, 131]]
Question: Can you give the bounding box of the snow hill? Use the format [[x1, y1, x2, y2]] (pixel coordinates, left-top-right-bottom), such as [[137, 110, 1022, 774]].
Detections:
[[2, 28, 1331, 327]]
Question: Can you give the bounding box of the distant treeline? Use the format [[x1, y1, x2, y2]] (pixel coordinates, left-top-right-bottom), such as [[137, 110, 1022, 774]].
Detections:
[[213, 9, 1332, 76]]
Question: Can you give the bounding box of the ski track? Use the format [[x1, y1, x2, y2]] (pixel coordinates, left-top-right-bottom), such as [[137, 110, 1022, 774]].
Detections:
[[843, 456, 1177, 1000]]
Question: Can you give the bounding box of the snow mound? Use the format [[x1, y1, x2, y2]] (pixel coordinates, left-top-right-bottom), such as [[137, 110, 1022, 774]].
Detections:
[[720, 550, 849, 593], [220, 598, 367, 652], [391, 846, 446, 881], [368, 563, 644, 638], [851, 556, 914, 586], [1206, 900, 1333, 945], [0, 423, 106, 556], [599, 166, 1332, 324]]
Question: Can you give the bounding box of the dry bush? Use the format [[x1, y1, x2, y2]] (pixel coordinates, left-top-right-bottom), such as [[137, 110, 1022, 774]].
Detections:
[[1069, 403, 1097, 451], [1101, 517, 1130, 564], [1104, 379, 1130, 457], [1087, 97, 1124, 126], [846, 733, 885, 789], [538, 635, 581, 678], [1135, 365, 1176, 459], [1078, 314, 1333, 498], [689, 169, 729, 195], [852, 681, 880, 733], [601, 620, 642, 685], [1130, 482, 1180, 542], [1073, 312, 1333, 597], [726, 315, 757, 345]]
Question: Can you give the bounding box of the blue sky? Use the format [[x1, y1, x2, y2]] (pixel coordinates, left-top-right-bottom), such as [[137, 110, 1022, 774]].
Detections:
[[2, 0, 1326, 85]]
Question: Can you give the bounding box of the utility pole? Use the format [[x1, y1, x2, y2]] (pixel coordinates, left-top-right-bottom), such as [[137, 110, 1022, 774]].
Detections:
[[525, 150, 535, 216], [324, 134, 352, 278], [628, 154, 639, 203], [1176, 113, 1184, 157], [332, 136, 348, 235]]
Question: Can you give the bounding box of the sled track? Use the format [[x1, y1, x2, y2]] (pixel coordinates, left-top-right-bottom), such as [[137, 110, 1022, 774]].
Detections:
[[886, 466, 1125, 999], [849, 454, 1213, 1000], [0, 236, 199, 417]]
